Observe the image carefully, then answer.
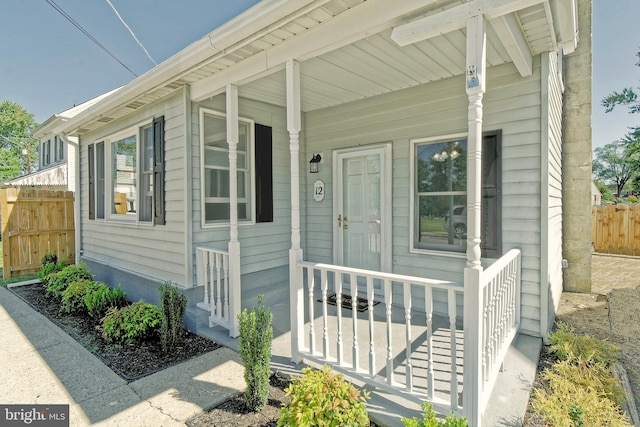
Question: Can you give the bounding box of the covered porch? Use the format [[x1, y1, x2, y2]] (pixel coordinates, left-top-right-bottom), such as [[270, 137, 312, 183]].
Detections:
[[196, 246, 538, 425], [184, 0, 576, 424]]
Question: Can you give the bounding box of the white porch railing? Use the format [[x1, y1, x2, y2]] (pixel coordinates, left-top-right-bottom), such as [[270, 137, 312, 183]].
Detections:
[[195, 246, 240, 336], [477, 248, 521, 414], [295, 261, 465, 414], [293, 248, 521, 425]]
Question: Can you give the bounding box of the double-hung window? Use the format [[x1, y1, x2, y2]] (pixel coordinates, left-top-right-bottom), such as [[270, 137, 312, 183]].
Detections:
[[200, 108, 273, 226], [412, 131, 501, 257], [88, 116, 165, 224], [54, 136, 64, 162]]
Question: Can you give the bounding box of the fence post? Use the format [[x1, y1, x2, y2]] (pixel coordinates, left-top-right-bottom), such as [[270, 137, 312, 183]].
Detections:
[[463, 266, 483, 427]]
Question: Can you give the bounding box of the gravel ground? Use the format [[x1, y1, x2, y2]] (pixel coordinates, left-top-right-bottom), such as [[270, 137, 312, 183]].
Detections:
[[556, 253, 640, 415]]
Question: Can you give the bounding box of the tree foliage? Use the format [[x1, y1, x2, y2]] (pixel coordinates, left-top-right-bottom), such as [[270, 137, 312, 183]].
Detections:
[[601, 50, 640, 116], [0, 100, 38, 180], [592, 141, 637, 196]]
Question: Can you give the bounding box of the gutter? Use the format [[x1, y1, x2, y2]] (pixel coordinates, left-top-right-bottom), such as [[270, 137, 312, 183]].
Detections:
[[56, 0, 320, 136]]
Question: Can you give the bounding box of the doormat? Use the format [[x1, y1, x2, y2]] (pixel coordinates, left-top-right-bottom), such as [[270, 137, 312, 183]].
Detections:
[[319, 293, 380, 312]]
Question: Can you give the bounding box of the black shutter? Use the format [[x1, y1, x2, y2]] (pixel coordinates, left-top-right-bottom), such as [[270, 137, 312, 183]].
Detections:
[[481, 130, 502, 258], [255, 124, 273, 223], [88, 144, 95, 220], [153, 116, 166, 225]]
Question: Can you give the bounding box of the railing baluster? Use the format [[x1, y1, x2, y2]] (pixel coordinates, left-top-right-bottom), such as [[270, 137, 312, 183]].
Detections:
[[385, 279, 393, 386], [307, 267, 316, 355], [448, 288, 458, 410], [336, 273, 344, 365], [222, 254, 229, 323], [367, 276, 375, 378], [351, 273, 359, 371], [404, 282, 413, 392], [426, 285, 434, 400], [322, 269, 329, 360]]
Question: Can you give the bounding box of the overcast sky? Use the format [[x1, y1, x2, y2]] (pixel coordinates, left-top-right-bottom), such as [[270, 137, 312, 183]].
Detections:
[[0, 0, 637, 150]]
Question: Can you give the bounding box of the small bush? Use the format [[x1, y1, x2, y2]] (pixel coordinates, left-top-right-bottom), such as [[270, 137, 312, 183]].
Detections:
[[60, 279, 101, 314], [278, 365, 370, 427], [532, 360, 632, 426], [44, 264, 92, 300], [402, 402, 468, 427], [101, 301, 162, 345], [549, 323, 619, 367], [42, 253, 58, 266], [159, 282, 187, 353], [38, 254, 67, 285], [84, 284, 127, 318], [531, 324, 631, 426], [238, 295, 273, 411]]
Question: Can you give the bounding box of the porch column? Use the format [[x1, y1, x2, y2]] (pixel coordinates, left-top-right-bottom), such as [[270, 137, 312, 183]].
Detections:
[[226, 84, 241, 338], [286, 59, 304, 363], [463, 15, 486, 427]]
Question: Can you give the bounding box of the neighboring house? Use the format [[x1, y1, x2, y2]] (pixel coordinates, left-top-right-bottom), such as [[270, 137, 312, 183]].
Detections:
[[47, 0, 591, 424], [591, 181, 602, 206], [7, 90, 120, 192]]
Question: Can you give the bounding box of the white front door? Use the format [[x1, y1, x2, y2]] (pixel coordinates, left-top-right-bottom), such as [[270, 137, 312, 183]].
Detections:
[[334, 145, 391, 283]]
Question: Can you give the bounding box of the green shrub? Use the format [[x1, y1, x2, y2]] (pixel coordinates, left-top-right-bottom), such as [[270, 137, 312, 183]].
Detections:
[[39, 256, 68, 283], [531, 324, 631, 426], [158, 282, 187, 353], [44, 263, 92, 300], [626, 195, 638, 203], [532, 359, 632, 426], [84, 284, 127, 318], [60, 279, 101, 314], [101, 301, 162, 345], [402, 402, 468, 427], [278, 365, 370, 427], [238, 295, 273, 411], [41, 253, 58, 266], [549, 322, 619, 367]]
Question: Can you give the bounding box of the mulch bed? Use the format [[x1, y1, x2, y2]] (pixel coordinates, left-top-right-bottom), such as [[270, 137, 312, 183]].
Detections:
[[9, 283, 220, 382]]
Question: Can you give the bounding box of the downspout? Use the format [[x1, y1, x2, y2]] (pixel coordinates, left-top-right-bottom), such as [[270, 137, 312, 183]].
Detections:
[[59, 133, 81, 265], [183, 86, 194, 288]]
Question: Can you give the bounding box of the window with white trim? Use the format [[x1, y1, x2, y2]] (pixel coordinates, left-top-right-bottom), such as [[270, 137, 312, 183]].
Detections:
[[200, 109, 253, 224], [413, 136, 468, 253], [88, 116, 165, 224], [412, 131, 502, 257]]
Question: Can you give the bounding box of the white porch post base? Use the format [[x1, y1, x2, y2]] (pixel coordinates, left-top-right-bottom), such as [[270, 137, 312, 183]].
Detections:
[[289, 248, 304, 363], [228, 241, 241, 338], [463, 265, 483, 427]]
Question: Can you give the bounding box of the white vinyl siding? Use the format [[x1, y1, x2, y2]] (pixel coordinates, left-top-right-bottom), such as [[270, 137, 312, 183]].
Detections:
[[79, 92, 186, 286], [304, 59, 544, 335], [192, 96, 291, 277], [542, 51, 565, 334]]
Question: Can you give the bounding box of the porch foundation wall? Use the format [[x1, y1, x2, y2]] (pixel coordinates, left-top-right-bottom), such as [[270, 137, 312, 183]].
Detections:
[[562, 0, 592, 293]]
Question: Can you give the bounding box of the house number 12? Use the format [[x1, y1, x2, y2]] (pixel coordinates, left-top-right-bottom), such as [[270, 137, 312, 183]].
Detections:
[[314, 180, 325, 202]]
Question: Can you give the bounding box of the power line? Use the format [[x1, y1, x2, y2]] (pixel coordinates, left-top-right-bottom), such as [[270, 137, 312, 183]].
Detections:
[[104, 0, 157, 66], [44, 0, 138, 77]]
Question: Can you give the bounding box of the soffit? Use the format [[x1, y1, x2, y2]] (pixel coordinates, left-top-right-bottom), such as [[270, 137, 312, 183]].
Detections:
[[70, 0, 557, 136]]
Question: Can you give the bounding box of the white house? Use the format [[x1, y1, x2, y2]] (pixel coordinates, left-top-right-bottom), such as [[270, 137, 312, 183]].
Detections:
[[45, 0, 590, 424]]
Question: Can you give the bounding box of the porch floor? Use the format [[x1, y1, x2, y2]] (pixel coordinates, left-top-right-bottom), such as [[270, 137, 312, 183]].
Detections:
[[194, 282, 541, 426]]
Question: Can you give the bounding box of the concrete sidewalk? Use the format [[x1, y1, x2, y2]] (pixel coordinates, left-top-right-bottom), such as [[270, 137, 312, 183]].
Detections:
[[0, 286, 245, 426]]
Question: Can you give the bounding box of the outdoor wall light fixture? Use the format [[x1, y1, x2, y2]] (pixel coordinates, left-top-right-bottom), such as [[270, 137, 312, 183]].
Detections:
[[309, 153, 321, 173]]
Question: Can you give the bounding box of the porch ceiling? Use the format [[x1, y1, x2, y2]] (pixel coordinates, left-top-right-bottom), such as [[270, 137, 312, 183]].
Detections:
[[67, 0, 561, 137]]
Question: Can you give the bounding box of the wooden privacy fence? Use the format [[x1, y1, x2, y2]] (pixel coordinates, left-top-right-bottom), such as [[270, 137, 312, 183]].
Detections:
[[592, 204, 640, 256], [1, 188, 75, 278]]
